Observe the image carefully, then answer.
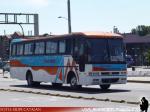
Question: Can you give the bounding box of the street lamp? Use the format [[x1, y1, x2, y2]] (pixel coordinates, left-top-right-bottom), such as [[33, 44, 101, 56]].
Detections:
[[58, 16, 72, 34], [0, 21, 24, 37], [58, 0, 72, 34], [58, 16, 68, 20], [18, 23, 24, 37]]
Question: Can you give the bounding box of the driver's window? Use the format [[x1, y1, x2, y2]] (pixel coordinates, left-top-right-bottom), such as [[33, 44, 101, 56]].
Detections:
[[73, 38, 84, 61]]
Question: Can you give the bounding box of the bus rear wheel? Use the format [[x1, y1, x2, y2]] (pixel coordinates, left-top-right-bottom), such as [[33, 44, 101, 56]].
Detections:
[[26, 73, 40, 87], [100, 84, 111, 90]]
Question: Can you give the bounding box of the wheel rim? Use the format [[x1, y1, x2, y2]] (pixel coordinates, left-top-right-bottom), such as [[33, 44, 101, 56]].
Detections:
[[71, 77, 77, 87]]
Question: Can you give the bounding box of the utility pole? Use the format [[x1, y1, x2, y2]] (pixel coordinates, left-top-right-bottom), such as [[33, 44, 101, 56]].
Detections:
[[67, 0, 72, 33]]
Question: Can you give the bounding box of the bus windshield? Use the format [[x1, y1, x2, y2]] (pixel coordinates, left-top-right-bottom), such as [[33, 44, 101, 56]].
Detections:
[[86, 38, 125, 63], [86, 39, 109, 63], [109, 39, 124, 62]]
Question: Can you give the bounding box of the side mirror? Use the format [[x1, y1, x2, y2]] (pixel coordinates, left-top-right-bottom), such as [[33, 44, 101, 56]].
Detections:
[[79, 55, 85, 72]]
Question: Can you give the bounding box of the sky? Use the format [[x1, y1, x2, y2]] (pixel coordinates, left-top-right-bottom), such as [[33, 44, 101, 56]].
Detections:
[[0, 0, 150, 35]]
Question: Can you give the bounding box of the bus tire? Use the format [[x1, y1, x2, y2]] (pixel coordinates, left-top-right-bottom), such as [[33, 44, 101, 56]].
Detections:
[[26, 72, 40, 87], [100, 84, 111, 90], [67, 71, 81, 89], [70, 75, 79, 89]]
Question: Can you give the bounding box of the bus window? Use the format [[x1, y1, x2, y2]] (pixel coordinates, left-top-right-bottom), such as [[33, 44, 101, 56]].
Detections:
[[109, 39, 124, 62], [73, 38, 85, 62], [59, 40, 66, 53], [11, 44, 16, 56], [66, 39, 73, 54], [46, 41, 58, 54], [87, 39, 109, 63], [24, 43, 34, 55], [35, 42, 45, 54], [16, 44, 24, 55]]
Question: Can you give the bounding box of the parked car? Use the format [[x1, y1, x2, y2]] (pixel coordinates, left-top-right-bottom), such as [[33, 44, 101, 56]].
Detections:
[[2, 61, 10, 72]]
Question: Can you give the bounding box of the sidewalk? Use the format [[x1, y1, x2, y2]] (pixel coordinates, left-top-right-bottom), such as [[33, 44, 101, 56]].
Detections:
[[127, 77, 150, 83], [127, 67, 150, 83]]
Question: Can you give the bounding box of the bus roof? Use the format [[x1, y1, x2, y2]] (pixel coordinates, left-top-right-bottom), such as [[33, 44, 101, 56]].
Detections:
[[11, 32, 122, 43], [76, 32, 122, 37]]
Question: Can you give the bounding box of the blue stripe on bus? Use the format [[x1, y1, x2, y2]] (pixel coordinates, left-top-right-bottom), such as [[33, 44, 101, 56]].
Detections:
[[11, 56, 64, 66]]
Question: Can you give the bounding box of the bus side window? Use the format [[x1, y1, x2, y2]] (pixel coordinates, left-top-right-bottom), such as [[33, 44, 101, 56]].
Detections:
[[73, 38, 84, 62], [24, 43, 34, 55], [35, 42, 45, 54], [66, 39, 73, 54], [11, 44, 16, 56], [16, 44, 24, 56], [46, 41, 58, 54], [59, 40, 66, 54]]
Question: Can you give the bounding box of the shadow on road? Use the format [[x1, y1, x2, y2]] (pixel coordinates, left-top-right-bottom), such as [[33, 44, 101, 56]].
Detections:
[[10, 84, 130, 94]]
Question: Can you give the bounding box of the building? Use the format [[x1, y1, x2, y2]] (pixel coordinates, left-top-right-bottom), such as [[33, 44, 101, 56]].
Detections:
[[0, 32, 50, 61], [0, 32, 23, 61], [123, 33, 150, 66]]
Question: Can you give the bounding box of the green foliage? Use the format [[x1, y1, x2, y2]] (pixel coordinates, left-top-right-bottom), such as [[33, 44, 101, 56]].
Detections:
[[131, 25, 150, 36]]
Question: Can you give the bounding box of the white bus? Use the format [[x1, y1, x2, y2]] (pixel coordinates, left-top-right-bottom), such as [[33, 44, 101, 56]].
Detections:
[[10, 32, 127, 90]]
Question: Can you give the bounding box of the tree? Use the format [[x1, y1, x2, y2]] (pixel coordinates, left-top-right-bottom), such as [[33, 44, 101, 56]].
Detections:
[[131, 28, 136, 34], [131, 25, 150, 36]]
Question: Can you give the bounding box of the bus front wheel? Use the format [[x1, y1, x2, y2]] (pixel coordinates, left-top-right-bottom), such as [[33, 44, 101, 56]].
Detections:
[[100, 84, 111, 90], [70, 76, 82, 89], [70, 75, 77, 88]]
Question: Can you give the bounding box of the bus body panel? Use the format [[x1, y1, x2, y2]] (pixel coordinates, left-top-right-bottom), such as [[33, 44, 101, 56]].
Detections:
[[10, 55, 79, 84], [10, 55, 127, 85]]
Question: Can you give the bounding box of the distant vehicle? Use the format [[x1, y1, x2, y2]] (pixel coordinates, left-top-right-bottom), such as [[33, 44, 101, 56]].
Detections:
[[2, 61, 10, 72], [10, 32, 127, 90], [0, 58, 3, 68], [126, 55, 134, 67]]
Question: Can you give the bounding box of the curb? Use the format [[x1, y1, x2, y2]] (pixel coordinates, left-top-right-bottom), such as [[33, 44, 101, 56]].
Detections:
[[0, 88, 146, 106]]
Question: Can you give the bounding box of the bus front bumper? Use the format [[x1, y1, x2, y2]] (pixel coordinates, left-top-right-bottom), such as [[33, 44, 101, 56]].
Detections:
[[82, 75, 127, 86]]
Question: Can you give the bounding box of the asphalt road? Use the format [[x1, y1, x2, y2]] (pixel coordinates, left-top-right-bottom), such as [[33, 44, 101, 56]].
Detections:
[[0, 72, 149, 110], [0, 91, 140, 112]]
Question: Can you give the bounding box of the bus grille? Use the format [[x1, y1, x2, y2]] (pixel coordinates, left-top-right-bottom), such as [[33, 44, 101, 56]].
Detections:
[[102, 78, 119, 83]]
